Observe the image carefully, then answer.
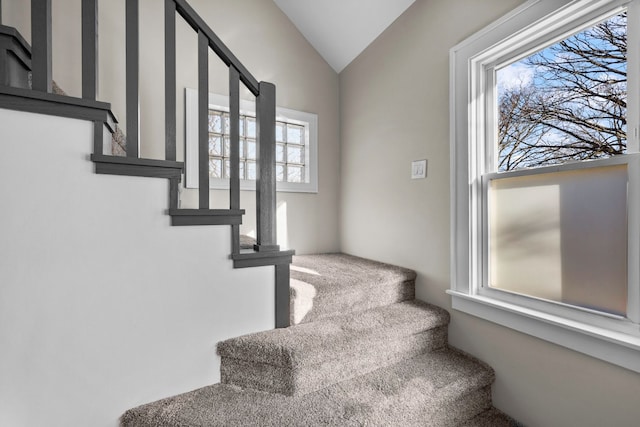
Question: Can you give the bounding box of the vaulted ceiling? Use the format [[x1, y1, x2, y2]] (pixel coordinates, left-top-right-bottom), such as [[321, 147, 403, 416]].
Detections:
[[273, 0, 417, 73]]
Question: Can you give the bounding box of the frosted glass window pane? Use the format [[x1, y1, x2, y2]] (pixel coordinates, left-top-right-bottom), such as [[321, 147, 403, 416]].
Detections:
[[208, 113, 222, 133], [246, 139, 256, 160], [239, 161, 245, 180], [208, 136, 222, 156], [224, 137, 231, 157], [288, 165, 303, 183], [209, 158, 222, 178], [223, 159, 231, 179], [276, 164, 285, 182], [246, 161, 256, 180], [276, 144, 285, 162], [246, 117, 256, 138], [287, 125, 303, 144], [489, 165, 628, 316], [276, 123, 285, 142], [223, 114, 230, 134], [287, 145, 303, 164]]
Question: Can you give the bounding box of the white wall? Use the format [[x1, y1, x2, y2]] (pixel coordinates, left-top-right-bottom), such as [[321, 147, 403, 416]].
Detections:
[[0, 108, 275, 427], [2, 0, 341, 254], [339, 0, 640, 426]]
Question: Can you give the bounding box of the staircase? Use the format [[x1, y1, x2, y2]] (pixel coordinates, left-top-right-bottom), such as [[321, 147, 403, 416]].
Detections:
[[0, 2, 519, 425], [0, 0, 293, 329], [122, 254, 518, 426]]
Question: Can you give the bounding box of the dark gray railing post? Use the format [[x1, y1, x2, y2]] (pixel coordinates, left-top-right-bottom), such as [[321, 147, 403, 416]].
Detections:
[[275, 264, 290, 328], [0, 0, 5, 85], [169, 177, 180, 210], [31, 0, 52, 93], [126, 0, 139, 157], [82, 0, 102, 155], [198, 29, 209, 209], [229, 66, 241, 253], [81, 0, 98, 100], [164, 0, 176, 161], [255, 81, 279, 251]]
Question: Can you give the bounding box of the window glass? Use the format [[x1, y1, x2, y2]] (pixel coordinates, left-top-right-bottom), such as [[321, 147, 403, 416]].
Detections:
[[207, 109, 308, 184], [496, 13, 627, 172], [488, 164, 628, 316]]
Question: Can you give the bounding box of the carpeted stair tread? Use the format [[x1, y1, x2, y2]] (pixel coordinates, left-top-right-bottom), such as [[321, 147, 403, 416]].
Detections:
[[218, 300, 449, 395], [121, 348, 495, 427], [290, 253, 416, 324], [219, 299, 448, 367]]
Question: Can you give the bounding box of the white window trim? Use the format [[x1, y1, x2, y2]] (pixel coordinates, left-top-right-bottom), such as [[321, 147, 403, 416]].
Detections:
[[450, 0, 640, 373], [185, 88, 318, 193]]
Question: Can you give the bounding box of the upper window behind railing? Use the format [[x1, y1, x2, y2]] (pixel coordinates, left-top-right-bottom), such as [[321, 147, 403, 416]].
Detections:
[[207, 109, 308, 184], [185, 89, 318, 193]]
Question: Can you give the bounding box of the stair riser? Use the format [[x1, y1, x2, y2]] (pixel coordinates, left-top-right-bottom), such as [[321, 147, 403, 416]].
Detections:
[[221, 325, 448, 396], [291, 279, 415, 325], [430, 385, 493, 427]]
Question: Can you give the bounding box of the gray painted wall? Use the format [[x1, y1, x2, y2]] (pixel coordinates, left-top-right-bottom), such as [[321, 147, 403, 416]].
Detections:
[[339, 0, 640, 426]]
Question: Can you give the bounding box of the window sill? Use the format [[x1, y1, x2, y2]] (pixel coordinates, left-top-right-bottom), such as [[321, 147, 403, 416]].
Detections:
[[447, 290, 640, 373]]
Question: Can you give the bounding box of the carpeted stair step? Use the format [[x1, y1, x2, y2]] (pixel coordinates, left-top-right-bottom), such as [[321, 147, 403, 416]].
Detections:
[[121, 347, 495, 427], [217, 299, 449, 396], [290, 253, 416, 324]]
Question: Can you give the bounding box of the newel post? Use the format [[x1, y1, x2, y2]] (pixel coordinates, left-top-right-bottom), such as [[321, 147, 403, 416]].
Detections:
[[255, 81, 279, 252]]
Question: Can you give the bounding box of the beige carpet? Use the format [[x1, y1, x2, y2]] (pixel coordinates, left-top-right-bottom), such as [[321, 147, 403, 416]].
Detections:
[[122, 253, 520, 426]]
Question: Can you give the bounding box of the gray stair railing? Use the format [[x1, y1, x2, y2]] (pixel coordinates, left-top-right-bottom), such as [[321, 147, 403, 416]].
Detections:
[[0, 0, 293, 328], [164, 0, 284, 255]]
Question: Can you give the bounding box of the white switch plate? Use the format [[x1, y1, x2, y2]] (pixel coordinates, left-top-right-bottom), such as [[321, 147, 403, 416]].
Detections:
[[411, 159, 427, 179]]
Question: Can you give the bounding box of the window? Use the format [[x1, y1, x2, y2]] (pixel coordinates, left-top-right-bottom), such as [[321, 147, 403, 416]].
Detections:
[[185, 89, 318, 193], [450, 0, 640, 373]]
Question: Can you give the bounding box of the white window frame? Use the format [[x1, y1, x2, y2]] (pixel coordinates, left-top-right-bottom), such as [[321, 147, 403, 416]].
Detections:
[[450, 0, 640, 373], [185, 88, 318, 193]]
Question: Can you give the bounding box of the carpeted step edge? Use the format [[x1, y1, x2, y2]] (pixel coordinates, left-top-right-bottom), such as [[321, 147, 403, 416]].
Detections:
[[120, 348, 495, 427], [291, 253, 418, 285], [458, 407, 523, 427], [220, 325, 447, 396], [291, 277, 416, 325], [290, 253, 417, 325], [218, 300, 450, 368]]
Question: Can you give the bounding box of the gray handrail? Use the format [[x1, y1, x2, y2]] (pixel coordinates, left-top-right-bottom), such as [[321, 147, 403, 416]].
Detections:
[[172, 0, 260, 96], [167, 0, 279, 254]]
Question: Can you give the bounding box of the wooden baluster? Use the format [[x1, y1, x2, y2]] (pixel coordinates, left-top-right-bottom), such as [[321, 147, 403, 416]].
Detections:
[[229, 66, 240, 253], [126, 0, 139, 157], [165, 0, 176, 161], [81, 0, 98, 100], [82, 0, 102, 155], [255, 81, 279, 251], [31, 0, 52, 93], [198, 29, 209, 209]]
